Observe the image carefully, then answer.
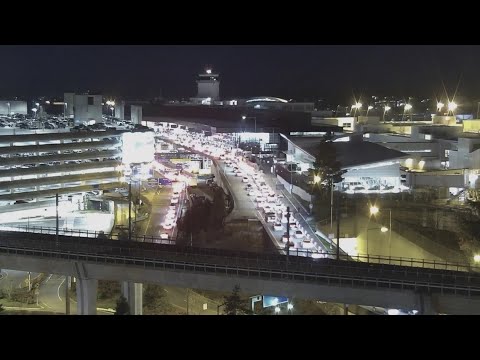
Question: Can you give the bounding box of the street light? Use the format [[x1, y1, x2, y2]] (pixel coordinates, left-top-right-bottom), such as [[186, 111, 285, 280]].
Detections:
[[369, 205, 392, 257], [474, 254, 480, 263], [437, 102, 444, 113], [366, 227, 388, 256], [32, 108, 37, 118], [274, 306, 281, 314], [241, 115, 256, 133], [110, 106, 115, 117], [447, 101, 457, 114], [287, 303, 293, 314], [383, 105, 391, 121], [313, 174, 321, 185], [6, 102, 10, 116], [366, 105, 373, 116]]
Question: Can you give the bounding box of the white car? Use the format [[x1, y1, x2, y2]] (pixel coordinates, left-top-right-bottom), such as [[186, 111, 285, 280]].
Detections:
[[166, 211, 176, 220], [162, 222, 174, 230], [255, 196, 266, 203], [171, 197, 179, 204], [257, 201, 267, 210], [274, 222, 283, 231], [294, 230, 305, 239], [302, 237, 314, 249], [172, 191, 180, 198], [267, 193, 276, 203], [266, 213, 277, 223], [160, 233, 169, 240], [169, 203, 176, 211], [248, 190, 258, 197], [263, 205, 272, 213], [242, 177, 249, 183]]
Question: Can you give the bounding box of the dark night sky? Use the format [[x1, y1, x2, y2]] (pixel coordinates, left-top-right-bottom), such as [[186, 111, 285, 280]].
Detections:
[[1, 45, 479, 103]]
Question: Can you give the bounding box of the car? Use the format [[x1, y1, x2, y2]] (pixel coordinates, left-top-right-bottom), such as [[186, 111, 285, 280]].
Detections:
[[302, 236, 314, 249], [159, 233, 169, 240], [162, 222, 174, 230], [294, 230, 305, 239], [166, 212, 176, 220], [255, 196, 266, 203], [172, 191, 180, 198], [265, 212, 276, 223], [169, 203, 176, 211], [242, 177, 249, 183], [274, 222, 283, 231]]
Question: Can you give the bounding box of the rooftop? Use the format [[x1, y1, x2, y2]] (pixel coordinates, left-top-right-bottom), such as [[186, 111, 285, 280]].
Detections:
[[287, 136, 408, 168]]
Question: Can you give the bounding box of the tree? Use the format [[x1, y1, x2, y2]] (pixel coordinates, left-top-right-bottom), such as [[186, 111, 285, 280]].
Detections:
[[208, 187, 226, 230], [143, 284, 171, 314], [115, 295, 130, 315], [311, 133, 346, 196], [223, 285, 251, 315]]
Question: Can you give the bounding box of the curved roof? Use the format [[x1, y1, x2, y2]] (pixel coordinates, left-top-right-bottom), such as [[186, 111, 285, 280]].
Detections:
[[245, 96, 289, 104]]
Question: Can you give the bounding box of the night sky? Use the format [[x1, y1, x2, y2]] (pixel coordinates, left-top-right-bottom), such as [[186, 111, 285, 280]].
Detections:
[[1, 45, 479, 103]]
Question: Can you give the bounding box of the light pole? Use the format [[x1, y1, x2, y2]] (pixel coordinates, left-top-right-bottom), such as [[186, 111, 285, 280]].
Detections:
[[404, 103, 412, 121], [366, 105, 373, 117], [366, 226, 388, 256], [383, 105, 391, 122], [242, 115, 256, 133], [274, 306, 281, 315], [447, 101, 457, 115], [64, 102, 67, 123], [6, 102, 10, 117], [369, 205, 392, 257], [286, 206, 291, 263], [287, 303, 293, 315]]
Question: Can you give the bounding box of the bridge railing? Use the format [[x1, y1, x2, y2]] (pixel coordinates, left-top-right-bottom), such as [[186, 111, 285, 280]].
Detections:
[[0, 225, 477, 273], [1, 233, 480, 298], [0, 225, 176, 245]]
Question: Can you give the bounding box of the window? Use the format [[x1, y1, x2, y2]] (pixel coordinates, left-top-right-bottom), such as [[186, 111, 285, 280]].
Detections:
[[342, 123, 352, 128], [445, 149, 450, 158], [88, 96, 94, 105]]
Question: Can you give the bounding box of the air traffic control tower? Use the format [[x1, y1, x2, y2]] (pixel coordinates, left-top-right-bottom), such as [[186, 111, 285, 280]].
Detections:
[[195, 67, 220, 104]]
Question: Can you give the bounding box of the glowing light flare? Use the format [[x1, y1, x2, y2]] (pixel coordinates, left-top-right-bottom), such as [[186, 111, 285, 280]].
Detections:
[[384, 106, 391, 111], [448, 101, 457, 112], [380, 226, 388, 233], [437, 102, 444, 111], [369, 206, 379, 216], [404, 104, 412, 111], [474, 254, 480, 263]]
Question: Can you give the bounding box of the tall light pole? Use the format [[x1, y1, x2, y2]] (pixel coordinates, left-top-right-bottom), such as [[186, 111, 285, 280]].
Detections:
[[366, 227, 388, 256], [404, 103, 412, 121], [242, 115, 257, 133], [128, 181, 132, 241], [286, 206, 291, 264], [6, 102, 10, 117], [369, 205, 392, 257], [383, 105, 391, 122], [447, 101, 457, 115], [366, 105, 373, 117]]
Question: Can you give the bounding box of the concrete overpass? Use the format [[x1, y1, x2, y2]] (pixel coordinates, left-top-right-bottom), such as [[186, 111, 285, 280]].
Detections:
[[0, 230, 479, 315]]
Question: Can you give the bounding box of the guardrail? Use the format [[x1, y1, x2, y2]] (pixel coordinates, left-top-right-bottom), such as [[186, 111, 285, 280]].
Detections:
[[0, 225, 476, 273], [0, 231, 479, 297]]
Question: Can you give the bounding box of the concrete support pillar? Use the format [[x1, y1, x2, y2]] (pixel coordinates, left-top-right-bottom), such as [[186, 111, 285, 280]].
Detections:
[[76, 278, 98, 315], [121, 281, 143, 315], [417, 291, 437, 315]]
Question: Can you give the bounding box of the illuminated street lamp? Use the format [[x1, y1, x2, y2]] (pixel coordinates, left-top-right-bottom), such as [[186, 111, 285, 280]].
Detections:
[[110, 106, 115, 117], [474, 254, 480, 263], [369, 205, 392, 257], [447, 101, 457, 114], [404, 103, 412, 111], [366, 105, 374, 117], [437, 102, 444, 112], [241, 115, 256, 133], [287, 303, 293, 314], [383, 105, 391, 121], [31, 107, 37, 118], [313, 174, 321, 185], [274, 306, 281, 314]]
